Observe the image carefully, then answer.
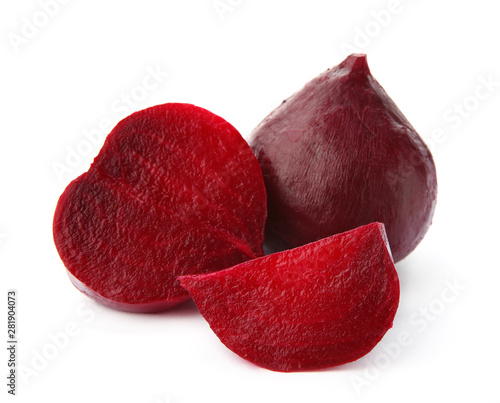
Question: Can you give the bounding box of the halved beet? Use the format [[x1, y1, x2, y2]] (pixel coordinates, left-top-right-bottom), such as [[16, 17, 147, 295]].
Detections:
[[179, 222, 400, 372], [53, 103, 267, 312]]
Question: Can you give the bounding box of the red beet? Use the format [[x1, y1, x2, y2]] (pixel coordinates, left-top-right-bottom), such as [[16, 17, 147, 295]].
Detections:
[[179, 222, 400, 372], [53, 103, 266, 312], [250, 54, 437, 262]]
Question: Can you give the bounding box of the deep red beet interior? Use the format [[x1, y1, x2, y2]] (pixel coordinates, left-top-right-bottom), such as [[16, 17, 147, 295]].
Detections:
[[179, 222, 400, 372], [53, 103, 267, 312]]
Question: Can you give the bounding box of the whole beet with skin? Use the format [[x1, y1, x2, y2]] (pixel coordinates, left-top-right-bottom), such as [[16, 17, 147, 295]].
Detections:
[[250, 54, 437, 262]]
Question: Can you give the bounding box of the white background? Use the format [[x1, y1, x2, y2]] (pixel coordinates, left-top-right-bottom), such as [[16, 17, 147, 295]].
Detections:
[[1, 0, 500, 402]]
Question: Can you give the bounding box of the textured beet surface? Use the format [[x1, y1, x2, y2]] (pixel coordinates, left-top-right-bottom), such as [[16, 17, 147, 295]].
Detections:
[[53, 103, 267, 312], [250, 54, 437, 262], [179, 222, 400, 372]]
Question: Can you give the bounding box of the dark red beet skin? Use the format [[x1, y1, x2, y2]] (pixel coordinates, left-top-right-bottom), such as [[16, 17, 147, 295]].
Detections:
[[179, 222, 400, 372], [53, 103, 267, 312], [250, 54, 437, 262]]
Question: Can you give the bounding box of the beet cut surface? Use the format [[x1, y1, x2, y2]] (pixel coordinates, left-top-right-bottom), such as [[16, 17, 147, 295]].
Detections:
[[179, 222, 400, 372], [53, 103, 267, 312], [250, 54, 437, 262]]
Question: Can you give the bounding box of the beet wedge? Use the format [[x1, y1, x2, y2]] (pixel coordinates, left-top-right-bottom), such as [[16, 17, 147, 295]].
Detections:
[[179, 222, 400, 372], [53, 103, 267, 312]]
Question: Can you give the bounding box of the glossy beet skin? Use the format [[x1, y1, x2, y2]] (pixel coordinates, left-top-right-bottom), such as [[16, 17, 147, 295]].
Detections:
[[179, 223, 400, 372], [250, 54, 437, 262], [53, 103, 267, 312]]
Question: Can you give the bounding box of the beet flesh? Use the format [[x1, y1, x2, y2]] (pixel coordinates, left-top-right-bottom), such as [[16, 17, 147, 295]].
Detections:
[[179, 222, 400, 372], [250, 54, 437, 262], [53, 103, 267, 312]]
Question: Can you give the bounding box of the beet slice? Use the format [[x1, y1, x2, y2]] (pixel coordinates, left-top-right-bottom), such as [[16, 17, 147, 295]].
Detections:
[[53, 103, 267, 312], [250, 54, 437, 262], [179, 222, 399, 372]]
